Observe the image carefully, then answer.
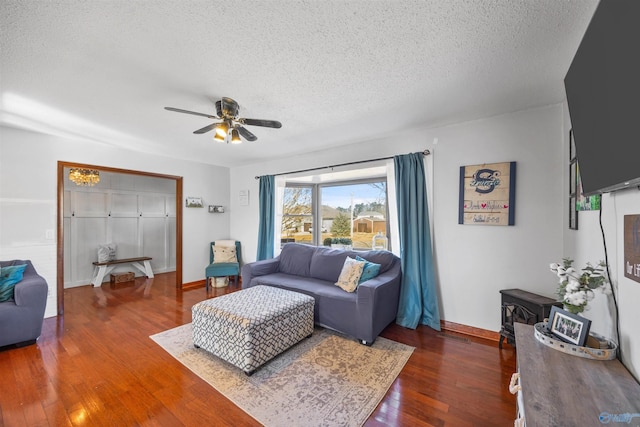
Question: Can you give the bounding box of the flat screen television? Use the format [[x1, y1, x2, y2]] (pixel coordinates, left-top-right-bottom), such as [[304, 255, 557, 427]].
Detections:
[[564, 0, 640, 196]]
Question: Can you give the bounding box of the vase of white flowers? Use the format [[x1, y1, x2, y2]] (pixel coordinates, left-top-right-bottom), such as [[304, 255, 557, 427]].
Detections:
[[549, 258, 609, 314]]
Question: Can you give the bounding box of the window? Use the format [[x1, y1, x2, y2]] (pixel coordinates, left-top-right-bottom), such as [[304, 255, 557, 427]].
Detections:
[[281, 185, 313, 244], [280, 177, 389, 250]]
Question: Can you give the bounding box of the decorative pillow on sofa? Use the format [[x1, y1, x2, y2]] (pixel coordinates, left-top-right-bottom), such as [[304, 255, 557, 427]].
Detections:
[[335, 257, 365, 293], [213, 245, 237, 263], [356, 256, 381, 283], [0, 264, 27, 302]]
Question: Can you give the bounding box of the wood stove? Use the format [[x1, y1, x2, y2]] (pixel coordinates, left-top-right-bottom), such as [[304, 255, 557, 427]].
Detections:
[[499, 288, 561, 348]]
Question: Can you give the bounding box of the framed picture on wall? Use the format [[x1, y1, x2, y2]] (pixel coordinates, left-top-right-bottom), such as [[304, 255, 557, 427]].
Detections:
[[569, 197, 578, 230], [570, 129, 576, 160], [569, 129, 579, 229], [185, 196, 204, 208], [570, 159, 577, 196], [576, 164, 602, 211]]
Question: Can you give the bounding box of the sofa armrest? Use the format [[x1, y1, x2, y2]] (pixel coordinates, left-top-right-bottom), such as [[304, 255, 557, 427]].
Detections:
[[241, 257, 280, 288], [14, 274, 48, 310], [354, 265, 402, 343]]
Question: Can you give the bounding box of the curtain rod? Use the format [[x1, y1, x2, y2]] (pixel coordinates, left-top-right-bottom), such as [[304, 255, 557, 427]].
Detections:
[[255, 149, 430, 179]]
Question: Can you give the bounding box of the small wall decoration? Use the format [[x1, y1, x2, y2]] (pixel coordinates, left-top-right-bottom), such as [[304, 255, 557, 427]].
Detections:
[[185, 196, 204, 208], [459, 161, 516, 226], [546, 306, 591, 347], [623, 214, 640, 284], [239, 190, 249, 206]]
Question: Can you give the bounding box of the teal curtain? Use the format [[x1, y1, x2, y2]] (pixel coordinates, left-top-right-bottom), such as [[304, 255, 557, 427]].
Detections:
[[257, 175, 275, 260], [394, 153, 441, 331]]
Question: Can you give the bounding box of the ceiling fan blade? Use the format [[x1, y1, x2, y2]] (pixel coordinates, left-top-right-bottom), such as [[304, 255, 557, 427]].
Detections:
[[237, 126, 258, 142], [193, 122, 220, 134], [215, 100, 222, 117], [242, 118, 282, 128], [164, 107, 218, 119]]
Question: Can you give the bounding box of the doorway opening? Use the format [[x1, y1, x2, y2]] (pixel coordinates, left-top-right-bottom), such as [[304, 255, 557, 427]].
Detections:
[[56, 161, 183, 315]]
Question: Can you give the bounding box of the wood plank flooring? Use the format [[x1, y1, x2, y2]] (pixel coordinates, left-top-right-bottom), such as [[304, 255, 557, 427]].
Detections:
[[0, 273, 517, 426]]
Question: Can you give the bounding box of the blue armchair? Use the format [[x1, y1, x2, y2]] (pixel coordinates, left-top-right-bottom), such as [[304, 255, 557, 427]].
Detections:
[[0, 260, 48, 348], [205, 241, 241, 290]]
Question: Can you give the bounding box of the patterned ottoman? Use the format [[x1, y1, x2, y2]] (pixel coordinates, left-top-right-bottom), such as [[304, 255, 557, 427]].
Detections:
[[192, 285, 315, 375]]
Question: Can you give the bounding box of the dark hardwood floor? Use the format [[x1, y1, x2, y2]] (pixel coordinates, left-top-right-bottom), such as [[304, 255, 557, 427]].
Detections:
[[0, 273, 517, 426]]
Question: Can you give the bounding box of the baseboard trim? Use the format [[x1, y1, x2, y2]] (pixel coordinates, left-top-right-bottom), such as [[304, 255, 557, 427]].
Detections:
[[182, 277, 243, 291], [182, 280, 205, 290], [440, 320, 500, 342]]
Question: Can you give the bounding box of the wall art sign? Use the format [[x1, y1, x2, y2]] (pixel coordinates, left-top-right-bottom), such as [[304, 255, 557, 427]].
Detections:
[[459, 161, 516, 226], [623, 214, 640, 284]]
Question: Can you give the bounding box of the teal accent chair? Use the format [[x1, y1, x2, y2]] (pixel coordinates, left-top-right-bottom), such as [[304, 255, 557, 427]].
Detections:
[[205, 241, 241, 290]]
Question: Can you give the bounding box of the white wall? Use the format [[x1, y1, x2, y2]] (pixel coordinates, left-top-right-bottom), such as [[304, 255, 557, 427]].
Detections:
[[231, 104, 565, 333], [562, 104, 640, 379], [0, 125, 230, 318]]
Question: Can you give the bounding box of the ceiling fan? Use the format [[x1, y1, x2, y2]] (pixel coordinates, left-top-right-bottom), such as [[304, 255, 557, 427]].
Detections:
[[164, 97, 282, 144]]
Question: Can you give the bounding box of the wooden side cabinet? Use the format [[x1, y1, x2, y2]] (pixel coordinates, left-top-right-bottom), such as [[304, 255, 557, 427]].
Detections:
[[514, 323, 640, 426], [499, 288, 560, 348]]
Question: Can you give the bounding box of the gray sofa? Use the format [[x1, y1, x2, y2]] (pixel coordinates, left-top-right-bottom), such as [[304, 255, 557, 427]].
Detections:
[[0, 260, 48, 348], [241, 243, 401, 345]]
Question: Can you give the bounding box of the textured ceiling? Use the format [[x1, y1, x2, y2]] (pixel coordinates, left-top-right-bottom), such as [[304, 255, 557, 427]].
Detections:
[[0, 0, 598, 167]]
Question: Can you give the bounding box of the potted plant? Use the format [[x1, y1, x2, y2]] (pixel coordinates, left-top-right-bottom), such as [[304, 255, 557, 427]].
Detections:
[[549, 258, 610, 314], [330, 237, 352, 250]]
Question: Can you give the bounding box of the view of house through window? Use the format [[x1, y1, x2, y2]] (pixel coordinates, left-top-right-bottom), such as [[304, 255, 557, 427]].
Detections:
[[281, 185, 313, 244], [281, 179, 388, 250]]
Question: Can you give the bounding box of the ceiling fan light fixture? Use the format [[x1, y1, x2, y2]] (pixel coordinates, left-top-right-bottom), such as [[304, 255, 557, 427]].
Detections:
[[231, 129, 242, 144], [215, 122, 229, 137], [166, 97, 281, 144]]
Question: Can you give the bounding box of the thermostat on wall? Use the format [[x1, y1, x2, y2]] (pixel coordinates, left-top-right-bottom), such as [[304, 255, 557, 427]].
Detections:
[[208, 205, 224, 213]]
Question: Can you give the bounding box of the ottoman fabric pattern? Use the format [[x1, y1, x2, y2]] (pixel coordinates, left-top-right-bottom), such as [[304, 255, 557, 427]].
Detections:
[[192, 285, 315, 374]]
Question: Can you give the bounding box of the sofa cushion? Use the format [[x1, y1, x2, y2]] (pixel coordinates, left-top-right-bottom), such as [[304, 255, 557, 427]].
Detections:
[[0, 264, 27, 302], [356, 256, 381, 283], [335, 257, 365, 293], [309, 247, 350, 282], [349, 250, 396, 274], [278, 243, 316, 276]]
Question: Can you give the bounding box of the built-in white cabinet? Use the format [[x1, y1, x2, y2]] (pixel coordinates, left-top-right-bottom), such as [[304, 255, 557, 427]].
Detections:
[[63, 172, 176, 288]]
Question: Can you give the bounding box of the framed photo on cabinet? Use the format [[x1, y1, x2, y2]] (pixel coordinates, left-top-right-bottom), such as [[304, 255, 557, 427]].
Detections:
[[547, 306, 591, 347]]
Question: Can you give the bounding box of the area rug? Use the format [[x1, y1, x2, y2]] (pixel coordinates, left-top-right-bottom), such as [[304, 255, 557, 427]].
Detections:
[[150, 323, 414, 427]]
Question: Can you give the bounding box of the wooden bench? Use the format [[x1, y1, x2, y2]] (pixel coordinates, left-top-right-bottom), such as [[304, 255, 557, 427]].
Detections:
[[91, 257, 154, 287]]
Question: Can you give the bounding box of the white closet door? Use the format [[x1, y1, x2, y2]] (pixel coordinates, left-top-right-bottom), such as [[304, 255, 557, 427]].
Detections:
[[74, 217, 108, 282], [111, 193, 138, 216], [140, 194, 165, 215], [111, 217, 139, 259], [63, 217, 71, 283], [167, 216, 176, 270], [75, 192, 108, 216], [142, 217, 166, 270]]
